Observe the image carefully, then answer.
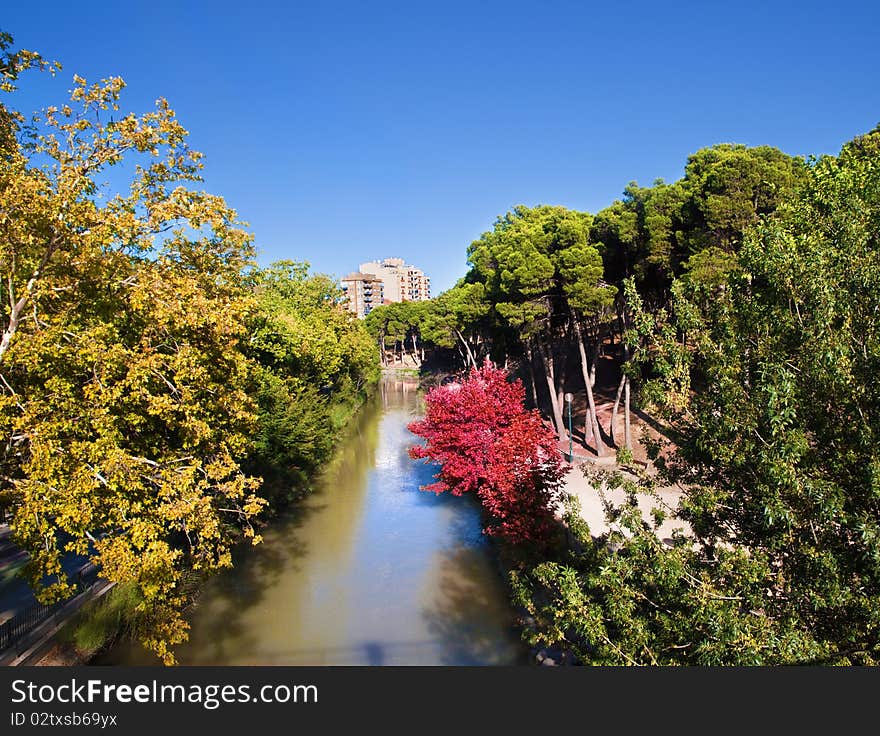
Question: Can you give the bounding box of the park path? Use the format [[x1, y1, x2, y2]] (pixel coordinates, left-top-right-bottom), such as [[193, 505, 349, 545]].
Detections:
[[558, 461, 691, 544]]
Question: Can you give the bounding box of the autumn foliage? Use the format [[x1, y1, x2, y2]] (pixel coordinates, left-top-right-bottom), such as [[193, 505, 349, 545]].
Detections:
[[408, 361, 565, 546]]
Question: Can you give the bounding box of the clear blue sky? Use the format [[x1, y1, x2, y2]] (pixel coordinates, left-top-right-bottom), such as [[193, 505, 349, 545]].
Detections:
[[4, 1, 879, 294]]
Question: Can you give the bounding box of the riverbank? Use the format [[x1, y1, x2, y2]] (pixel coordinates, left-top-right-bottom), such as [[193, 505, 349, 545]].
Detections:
[[5, 580, 119, 666], [498, 449, 694, 667], [381, 364, 421, 375]]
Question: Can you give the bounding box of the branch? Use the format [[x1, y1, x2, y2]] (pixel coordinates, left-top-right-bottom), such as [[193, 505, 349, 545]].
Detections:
[[0, 233, 62, 364], [149, 368, 180, 396]]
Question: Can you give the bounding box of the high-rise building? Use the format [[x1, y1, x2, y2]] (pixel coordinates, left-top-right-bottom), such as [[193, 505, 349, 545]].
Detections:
[[341, 257, 431, 317], [340, 272, 384, 319]]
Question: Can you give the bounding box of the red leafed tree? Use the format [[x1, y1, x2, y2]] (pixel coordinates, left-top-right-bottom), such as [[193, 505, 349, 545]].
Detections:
[[408, 361, 565, 546]]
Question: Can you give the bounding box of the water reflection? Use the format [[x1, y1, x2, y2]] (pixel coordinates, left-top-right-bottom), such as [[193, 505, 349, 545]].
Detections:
[[422, 547, 524, 666], [97, 377, 526, 665]]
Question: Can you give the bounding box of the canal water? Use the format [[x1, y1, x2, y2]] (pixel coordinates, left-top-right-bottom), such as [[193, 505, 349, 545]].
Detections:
[[97, 377, 528, 665]]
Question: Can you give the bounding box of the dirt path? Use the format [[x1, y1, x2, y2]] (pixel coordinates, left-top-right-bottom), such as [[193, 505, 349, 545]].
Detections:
[[557, 462, 690, 544]]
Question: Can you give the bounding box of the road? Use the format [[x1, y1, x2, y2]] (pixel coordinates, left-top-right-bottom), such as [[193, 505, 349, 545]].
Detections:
[[0, 523, 91, 622]]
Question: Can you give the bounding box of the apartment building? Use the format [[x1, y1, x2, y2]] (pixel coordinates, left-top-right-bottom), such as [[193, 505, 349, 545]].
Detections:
[[341, 257, 431, 317], [340, 272, 384, 319]]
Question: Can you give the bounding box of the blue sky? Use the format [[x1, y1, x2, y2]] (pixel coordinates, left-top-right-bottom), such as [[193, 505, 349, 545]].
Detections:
[[4, 1, 879, 294]]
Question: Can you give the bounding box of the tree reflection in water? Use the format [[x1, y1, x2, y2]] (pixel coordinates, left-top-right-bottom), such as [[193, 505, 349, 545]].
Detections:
[[96, 378, 527, 666]]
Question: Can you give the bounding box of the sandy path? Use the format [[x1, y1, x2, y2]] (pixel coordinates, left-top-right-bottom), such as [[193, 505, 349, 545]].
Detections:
[[557, 462, 691, 545]]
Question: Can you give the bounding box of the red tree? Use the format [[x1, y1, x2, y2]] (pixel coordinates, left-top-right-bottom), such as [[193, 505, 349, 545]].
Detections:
[[408, 361, 565, 546]]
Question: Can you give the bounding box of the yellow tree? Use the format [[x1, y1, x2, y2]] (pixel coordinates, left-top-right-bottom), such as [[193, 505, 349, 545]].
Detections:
[[0, 37, 265, 663]]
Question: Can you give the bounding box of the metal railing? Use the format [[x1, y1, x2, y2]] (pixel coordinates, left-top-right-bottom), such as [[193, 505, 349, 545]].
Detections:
[[0, 564, 101, 653]]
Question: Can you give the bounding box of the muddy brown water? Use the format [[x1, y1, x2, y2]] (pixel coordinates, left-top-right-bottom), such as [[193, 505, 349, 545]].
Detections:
[[96, 377, 528, 665]]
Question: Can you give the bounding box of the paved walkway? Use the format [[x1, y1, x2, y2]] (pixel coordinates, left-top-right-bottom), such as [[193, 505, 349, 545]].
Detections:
[[558, 461, 691, 544], [0, 524, 91, 623]]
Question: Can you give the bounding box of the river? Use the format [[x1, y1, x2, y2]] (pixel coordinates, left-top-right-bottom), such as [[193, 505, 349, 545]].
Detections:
[[97, 376, 528, 665]]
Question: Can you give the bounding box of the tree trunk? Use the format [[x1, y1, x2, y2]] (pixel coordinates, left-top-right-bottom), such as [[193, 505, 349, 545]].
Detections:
[[525, 343, 538, 409], [454, 329, 476, 369], [0, 298, 25, 364], [621, 342, 632, 451], [410, 333, 421, 366], [554, 341, 568, 421], [609, 373, 625, 444], [538, 342, 567, 440], [472, 335, 484, 365], [0, 240, 58, 366], [574, 319, 604, 457], [377, 330, 386, 366], [590, 341, 600, 388]]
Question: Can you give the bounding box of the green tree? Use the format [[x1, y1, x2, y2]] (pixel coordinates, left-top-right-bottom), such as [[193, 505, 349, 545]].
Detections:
[[467, 206, 572, 438], [593, 145, 805, 305], [679, 143, 806, 255], [364, 300, 422, 367], [398, 283, 493, 370], [515, 125, 880, 665], [246, 261, 379, 499], [592, 179, 685, 299], [552, 212, 616, 455], [467, 205, 613, 450]]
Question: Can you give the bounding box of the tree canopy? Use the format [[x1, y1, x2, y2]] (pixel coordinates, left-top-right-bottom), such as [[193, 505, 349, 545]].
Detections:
[[408, 362, 565, 548], [593, 144, 806, 301]]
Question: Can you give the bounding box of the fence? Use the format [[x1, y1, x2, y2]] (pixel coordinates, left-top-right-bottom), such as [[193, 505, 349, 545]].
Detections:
[[0, 564, 101, 653]]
